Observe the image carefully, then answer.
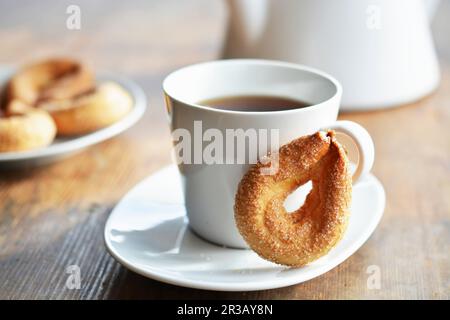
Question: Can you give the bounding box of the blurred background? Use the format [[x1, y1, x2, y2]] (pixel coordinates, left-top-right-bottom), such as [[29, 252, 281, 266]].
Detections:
[[0, 0, 448, 299], [0, 0, 228, 172]]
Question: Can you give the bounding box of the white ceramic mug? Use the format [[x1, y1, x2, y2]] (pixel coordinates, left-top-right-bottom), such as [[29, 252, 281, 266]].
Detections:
[[163, 59, 374, 248]]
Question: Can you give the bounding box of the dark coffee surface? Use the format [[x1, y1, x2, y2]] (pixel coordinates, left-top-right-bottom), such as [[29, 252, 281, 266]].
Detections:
[[199, 95, 310, 112]]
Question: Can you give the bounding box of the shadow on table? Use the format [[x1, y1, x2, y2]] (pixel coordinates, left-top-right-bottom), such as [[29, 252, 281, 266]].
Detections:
[[104, 267, 294, 299], [0, 159, 50, 175]]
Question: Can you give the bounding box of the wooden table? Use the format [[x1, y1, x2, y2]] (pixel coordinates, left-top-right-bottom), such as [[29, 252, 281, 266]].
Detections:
[[0, 0, 448, 299]]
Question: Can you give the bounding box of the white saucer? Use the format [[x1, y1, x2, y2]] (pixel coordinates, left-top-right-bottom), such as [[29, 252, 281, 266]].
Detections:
[[0, 68, 146, 168], [104, 165, 385, 291]]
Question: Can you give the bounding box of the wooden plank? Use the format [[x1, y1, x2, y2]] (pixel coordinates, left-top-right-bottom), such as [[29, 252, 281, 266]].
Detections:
[[0, 0, 448, 299]]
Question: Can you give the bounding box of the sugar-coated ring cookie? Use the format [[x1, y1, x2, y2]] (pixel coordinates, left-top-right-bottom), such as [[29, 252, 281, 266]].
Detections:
[[0, 100, 56, 152], [38, 82, 133, 135], [234, 131, 352, 267], [7, 58, 94, 105]]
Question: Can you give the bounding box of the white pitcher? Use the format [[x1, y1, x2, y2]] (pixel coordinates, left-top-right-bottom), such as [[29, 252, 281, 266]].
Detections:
[[223, 0, 441, 110]]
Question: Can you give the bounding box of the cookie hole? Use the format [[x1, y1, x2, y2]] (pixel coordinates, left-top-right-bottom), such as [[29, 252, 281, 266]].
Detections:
[[283, 181, 312, 213], [335, 132, 359, 178]]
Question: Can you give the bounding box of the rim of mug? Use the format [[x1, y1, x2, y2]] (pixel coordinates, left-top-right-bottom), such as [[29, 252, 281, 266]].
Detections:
[[162, 59, 342, 116]]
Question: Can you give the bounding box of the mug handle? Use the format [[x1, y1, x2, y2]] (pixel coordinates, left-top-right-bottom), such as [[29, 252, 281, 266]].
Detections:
[[322, 120, 375, 183]]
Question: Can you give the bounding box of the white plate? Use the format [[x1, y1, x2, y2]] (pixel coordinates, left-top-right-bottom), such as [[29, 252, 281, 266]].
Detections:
[[104, 165, 385, 292], [0, 68, 146, 168]]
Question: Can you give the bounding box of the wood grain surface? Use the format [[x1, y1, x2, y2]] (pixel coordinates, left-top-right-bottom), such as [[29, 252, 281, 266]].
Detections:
[[0, 0, 448, 299]]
